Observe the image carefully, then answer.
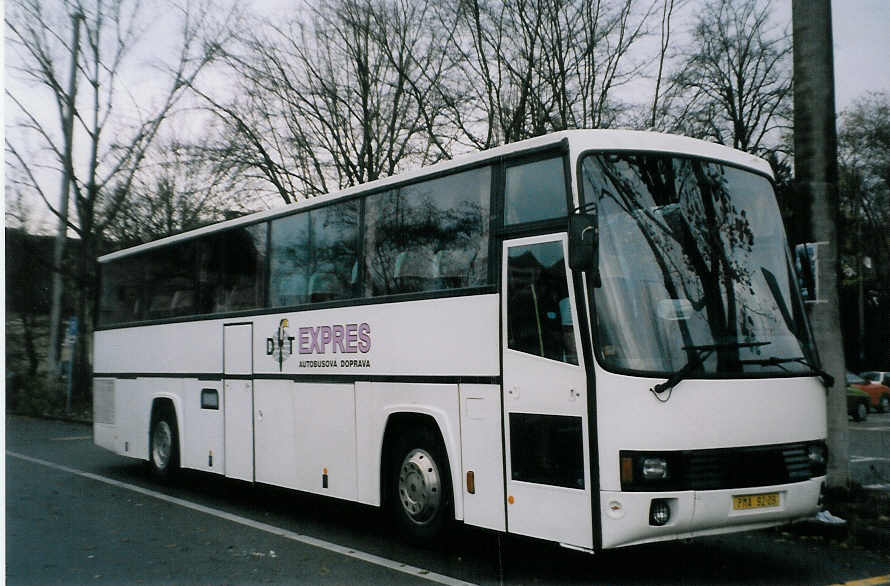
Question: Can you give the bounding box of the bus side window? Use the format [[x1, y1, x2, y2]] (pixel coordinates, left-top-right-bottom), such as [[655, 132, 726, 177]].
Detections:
[[504, 157, 568, 225], [270, 214, 310, 307], [363, 166, 491, 297], [220, 224, 266, 311], [309, 201, 359, 302]]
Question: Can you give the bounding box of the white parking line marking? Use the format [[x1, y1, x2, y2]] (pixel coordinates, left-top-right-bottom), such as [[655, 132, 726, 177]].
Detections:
[[849, 456, 890, 463], [8, 451, 476, 586]]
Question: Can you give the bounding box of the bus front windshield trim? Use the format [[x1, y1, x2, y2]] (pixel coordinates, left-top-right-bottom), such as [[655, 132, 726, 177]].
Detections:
[[581, 152, 817, 378]]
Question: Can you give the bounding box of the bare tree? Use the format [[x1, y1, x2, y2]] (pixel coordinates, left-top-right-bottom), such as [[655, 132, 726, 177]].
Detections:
[[5, 0, 230, 394], [448, 0, 653, 148], [106, 132, 263, 246], [838, 93, 890, 269], [196, 0, 455, 204], [661, 0, 792, 155], [837, 93, 890, 370], [649, 0, 677, 129]]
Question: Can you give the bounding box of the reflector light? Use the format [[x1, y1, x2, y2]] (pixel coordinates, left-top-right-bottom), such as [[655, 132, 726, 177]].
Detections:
[[466, 471, 475, 494]]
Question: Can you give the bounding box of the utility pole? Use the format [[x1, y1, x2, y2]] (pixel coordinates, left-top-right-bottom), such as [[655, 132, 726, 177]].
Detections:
[[47, 11, 83, 380], [791, 0, 848, 487]]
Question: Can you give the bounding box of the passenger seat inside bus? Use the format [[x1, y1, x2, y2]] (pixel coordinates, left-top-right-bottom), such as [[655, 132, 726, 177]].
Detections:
[[308, 272, 342, 302], [433, 248, 478, 289], [394, 250, 435, 293]]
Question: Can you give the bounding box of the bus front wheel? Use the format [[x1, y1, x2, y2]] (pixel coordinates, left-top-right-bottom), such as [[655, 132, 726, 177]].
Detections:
[[390, 427, 452, 543], [149, 407, 180, 479]]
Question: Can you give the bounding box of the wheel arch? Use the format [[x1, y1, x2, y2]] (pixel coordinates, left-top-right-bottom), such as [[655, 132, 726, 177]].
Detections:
[[148, 393, 183, 461], [379, 409, 462, 522]]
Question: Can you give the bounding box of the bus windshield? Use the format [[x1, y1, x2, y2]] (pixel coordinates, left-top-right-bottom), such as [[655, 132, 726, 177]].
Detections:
[[581, 152, 817, 378]]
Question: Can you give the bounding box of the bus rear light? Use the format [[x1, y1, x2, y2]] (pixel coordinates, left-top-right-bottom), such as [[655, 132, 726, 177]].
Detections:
[[466, 470, 475, 494], [649, 499, 671, 526]]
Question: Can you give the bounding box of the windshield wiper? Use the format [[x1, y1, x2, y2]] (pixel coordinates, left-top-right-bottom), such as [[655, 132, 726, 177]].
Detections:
[[739, 355, 835, 388], [651, 341, 771, 396]]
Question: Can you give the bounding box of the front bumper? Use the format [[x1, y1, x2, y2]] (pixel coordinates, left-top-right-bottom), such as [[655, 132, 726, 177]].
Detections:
[[600, 477, 824, 549]]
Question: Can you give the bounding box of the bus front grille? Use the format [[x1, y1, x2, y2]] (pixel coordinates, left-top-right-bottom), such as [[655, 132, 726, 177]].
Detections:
[[621, 441, 822, 492]]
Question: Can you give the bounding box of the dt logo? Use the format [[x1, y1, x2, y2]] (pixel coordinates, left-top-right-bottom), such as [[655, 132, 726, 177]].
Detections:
[[266, 318, 295, 372]]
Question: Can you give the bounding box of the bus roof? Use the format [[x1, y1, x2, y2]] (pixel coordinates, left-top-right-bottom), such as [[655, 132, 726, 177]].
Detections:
[[99, 129, 773, 262]]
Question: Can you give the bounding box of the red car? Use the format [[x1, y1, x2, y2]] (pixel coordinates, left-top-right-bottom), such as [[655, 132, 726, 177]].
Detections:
[[850, 372, 890, 413]]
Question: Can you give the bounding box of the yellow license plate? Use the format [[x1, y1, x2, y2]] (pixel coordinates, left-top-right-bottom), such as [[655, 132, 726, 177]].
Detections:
[[732, 492, 780, 510]]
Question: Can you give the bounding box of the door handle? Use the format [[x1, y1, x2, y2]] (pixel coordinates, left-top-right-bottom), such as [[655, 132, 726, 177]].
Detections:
[[507, 386, 520, 399], [569, 388, 582, 401]]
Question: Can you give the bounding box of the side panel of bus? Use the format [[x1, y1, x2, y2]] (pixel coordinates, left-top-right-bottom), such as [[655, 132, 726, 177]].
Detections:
[[93, 294, 506, 531]]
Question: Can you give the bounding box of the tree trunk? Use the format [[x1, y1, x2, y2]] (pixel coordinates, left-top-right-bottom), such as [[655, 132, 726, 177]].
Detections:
[[791, 0, 848, 488], [22, 313, 40, 377], [47, 11, 82, 381]]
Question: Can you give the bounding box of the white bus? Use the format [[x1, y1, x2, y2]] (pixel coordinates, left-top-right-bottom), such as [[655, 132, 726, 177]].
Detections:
[[93, 130, 828, 551]]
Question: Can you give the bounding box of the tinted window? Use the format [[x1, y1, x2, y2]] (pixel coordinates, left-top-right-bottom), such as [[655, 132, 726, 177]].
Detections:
[[510, 413, 584, 489], [504, 157, 568, 225], [145, 243, 195, 319], [215, 224, 267, 312], [506, 241, 577, 364], [269, 201, 360, 307], [99, 256, 145, 324], [364, 166, 491, 296], [195, 237, 221, 315], [308, 201, 360, 302], [847, 373, 866, 385], [270, 213, 310, 306]]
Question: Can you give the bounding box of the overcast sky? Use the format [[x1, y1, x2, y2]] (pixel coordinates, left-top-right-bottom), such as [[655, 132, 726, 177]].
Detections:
[[831, 0, 890, 111], [5, 0, 889, 232]]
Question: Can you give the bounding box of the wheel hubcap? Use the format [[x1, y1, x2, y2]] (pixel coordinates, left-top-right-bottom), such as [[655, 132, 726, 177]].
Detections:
[[152, 420, 172, 470], [398, 448, 441, 525]]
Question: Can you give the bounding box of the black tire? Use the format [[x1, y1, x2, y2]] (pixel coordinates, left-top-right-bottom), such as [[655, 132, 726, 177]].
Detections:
[[853, 400, 868, 422], [389, 426, 453, 543], [879, 395, 890, 414], [149, 406, 180, 479]]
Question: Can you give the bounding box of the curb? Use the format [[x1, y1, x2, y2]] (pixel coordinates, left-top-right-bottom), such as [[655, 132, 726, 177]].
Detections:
[[6, 411, 92, 426]]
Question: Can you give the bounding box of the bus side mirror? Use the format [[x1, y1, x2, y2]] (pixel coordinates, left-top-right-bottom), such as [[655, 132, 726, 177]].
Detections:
[[794, 242, 818, 303], [568, 214, 599, 284]]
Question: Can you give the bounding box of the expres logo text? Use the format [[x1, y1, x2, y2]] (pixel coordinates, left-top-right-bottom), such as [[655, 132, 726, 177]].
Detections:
[[266, 319, 372, 371]]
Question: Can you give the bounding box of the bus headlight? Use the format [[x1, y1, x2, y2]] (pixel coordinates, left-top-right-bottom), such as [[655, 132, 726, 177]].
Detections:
[[620, 452, 674, 489], [807, 442, 827, 476], [642, 457, 669, 480]]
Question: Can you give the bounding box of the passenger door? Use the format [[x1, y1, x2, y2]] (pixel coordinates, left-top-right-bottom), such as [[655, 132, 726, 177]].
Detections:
[[501, 234, 593, 549]]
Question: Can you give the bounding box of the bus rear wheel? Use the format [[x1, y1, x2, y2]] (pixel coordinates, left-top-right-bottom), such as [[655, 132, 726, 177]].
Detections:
[[149, 407, 180, 479], [390, 427, 452, 543]]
